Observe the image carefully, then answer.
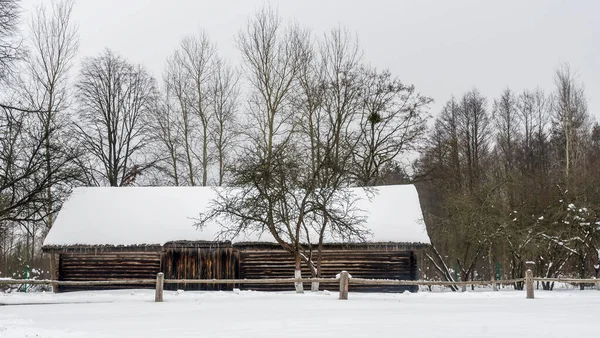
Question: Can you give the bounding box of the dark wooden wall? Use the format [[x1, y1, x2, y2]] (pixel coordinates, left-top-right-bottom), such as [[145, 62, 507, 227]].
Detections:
[[49, 243, 421, 293], [238, 247, 418, 292], [57, 251, 161, 292], [162, 246, 238, 291]]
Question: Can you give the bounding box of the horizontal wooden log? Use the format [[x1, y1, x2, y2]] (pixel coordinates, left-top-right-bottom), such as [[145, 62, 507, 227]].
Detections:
[[43, 245, 162, 252], [59, 275, 158, 280], [239, 256, 411, 261], [241, 252, 412, 256], [533, 278, 599, 284], [61, 253, 160, 256], [63, 258, 160, 263], [59, 285, 154, 292], [61, 258, 160, 262], [239, 272, 415, 278], [62, 263, 160, 268], [163, 278, 336, 284], [0, 277, 526, 287], [57, 280, 155, 285], [62, 253, 160, 257], [61, 265, 160, 270], [239, 270, 413, 276], [0, 279, 56, 285], [240, 257, 411, 263], [243, 264, 414, 269], [61, 258, 160, 264], [0, 279, 155, 285], [349, 278, 525, 286], [234, 245, 414, 253], [61, 270, 159, 275]]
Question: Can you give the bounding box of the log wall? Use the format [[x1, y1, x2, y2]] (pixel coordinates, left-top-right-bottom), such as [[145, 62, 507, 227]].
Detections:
[[238, 248, 418, 292], [57, 251, 161, 292], [49, 243, 421, 293]]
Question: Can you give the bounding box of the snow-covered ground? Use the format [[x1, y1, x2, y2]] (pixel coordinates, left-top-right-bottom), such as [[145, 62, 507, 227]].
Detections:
[[1, 289, 598, 337]]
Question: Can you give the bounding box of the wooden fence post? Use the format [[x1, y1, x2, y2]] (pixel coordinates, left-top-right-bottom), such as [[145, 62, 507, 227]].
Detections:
[[525, 269, 534, 299], [155, 272, 164, 302], [339, 271, 349, 300]]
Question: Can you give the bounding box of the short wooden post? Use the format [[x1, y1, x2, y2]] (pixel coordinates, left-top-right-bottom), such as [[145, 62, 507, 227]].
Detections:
[[155, 272, 164, 302], [339, 271, 349, 300], [525, 269, 534, 299]]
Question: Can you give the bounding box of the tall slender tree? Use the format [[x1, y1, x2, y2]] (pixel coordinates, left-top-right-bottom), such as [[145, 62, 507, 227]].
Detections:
[[552, 64, 589, 189], [210, 58, 240, 186], [25, 0, 78, 229], [164, 32, 216, 186]]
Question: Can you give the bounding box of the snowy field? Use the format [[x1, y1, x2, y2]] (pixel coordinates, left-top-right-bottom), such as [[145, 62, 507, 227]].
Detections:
[[1, 289, 599, 337]]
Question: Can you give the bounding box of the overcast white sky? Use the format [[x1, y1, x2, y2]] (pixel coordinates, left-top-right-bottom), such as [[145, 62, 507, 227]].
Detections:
[[20, 0, 600, 121]]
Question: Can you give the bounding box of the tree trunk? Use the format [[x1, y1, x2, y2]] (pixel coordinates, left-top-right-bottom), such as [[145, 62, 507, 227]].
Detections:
[[31, 227, 36, 265], [185, 142, 195, 186], [456, 259, 467, 292], [202, 122, 208, 186], [313, 223, 326, 293], [294, 254, 304, 294], [541, 281, 555, 291], [509, 255, 524, 290], [470, 269, 475, 291], [579, 255, 586, 291], [594, 260, 599, 291], [489, 246, 497, 291], [310, 248, 319, 292], [218, 141, 224, 186]]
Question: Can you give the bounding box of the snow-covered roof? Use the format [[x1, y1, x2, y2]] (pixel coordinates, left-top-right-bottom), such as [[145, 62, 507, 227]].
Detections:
[[43, 185, 430, 247]]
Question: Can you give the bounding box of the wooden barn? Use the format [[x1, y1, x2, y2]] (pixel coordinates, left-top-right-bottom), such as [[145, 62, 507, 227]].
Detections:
[[42, 185, 430, 292]]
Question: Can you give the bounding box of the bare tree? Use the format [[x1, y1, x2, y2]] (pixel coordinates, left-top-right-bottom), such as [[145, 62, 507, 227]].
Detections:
[[294, 32, 328, 291], [197, 9, 373, 295], [24, 0, 78, 229], [74, 49, 157, 186], [458, 89, 491, 192], [210, 58, 240, 186], [0, 0, 21, 85], [353, 68, 432, 186], [198, 140, 368, 293], [515, 88, 552, 211], [202, 7, 351, 294], [415, 89, 496, 288], [234, 6, 308, 292], [493, 88, 519, 208], [294, 27, 369, 290], [164, 56, 196, 185], [1, 0, 80, 265], [149, 87, 182, 185], [319, 26, 363, 176], [0, 105, 79, 259], [164, 32, 216, 186], [552, 63, 589, 188]]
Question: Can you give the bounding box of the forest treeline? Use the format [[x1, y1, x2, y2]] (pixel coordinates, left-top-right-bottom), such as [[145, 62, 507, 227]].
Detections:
[[417, 68, 600, 289], [0, 0, 598, 287]]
